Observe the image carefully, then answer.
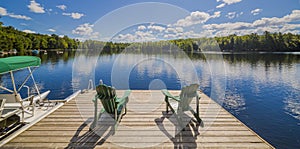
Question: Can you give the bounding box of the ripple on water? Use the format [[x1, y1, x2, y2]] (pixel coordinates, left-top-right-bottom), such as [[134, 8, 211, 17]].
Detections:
[[222, 90, 246, 113], [284, 96, 300, 121]]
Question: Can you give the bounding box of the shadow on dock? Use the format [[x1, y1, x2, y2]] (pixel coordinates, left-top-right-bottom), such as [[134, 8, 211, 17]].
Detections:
[[65, 117, 115, 148], [155, 111, 200, 149]]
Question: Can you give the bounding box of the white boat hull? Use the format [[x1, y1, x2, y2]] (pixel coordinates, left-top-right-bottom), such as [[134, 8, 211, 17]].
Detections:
[[33, 90, 50, 104]]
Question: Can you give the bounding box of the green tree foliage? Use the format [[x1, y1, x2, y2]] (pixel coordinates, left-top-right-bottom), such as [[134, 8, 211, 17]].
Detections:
[[0, 22, 79, 53], [215, 32, 300, 52], [79, 32, 300, 53]]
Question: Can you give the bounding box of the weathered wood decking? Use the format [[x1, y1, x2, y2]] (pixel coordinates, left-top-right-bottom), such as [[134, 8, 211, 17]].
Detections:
[[2, 90, 274, 148]]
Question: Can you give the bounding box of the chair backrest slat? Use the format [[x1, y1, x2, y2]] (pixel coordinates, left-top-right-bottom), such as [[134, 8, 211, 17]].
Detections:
[[179, 84, 199, 111], [96, 84, 117, 114]]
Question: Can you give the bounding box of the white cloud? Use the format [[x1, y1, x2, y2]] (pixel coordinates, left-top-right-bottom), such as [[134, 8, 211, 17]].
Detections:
[[56, 5, 67, 11], [212, 11, 221, 18], [175, 11, 211, 27], [116, 31, 156, 43], [148, 25, 165, 32], [253, 17, 283, 27], [222, 0, 242, 5], [0, 7, 7, 16], [282, 10, 300, 22], [216, 0, 242, 8], [114, 9, 300, 42], [138, 25, 146, 30], [216, 3, 226, 8], [0, 7, 31, 20], [226, 12, 236, 19], [72, 23, 93, 35], [72, 23, 99, 39], [71, 13, 84, 19], [203, 22, 252, 31], [251, 8, 262, 15], [225, 12, 242, 19], [28, 0, 45, 13], [203, 9, 300, 36], [62, 12, 84, 19], [23, 29, 36, 34], [48, 29, 56, 32], [279, 24, 300, 33], [9, 14, 31, 20]]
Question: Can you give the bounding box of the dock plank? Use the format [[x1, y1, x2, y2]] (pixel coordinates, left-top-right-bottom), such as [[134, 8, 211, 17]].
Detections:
[[2, 90, 274, 148]]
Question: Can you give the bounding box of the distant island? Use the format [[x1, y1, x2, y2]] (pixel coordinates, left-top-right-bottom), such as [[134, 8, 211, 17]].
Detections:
[[0, 22, 300, 54]]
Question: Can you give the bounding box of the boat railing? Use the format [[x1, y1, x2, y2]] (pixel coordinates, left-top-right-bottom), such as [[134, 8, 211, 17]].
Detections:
[[87, 79, 94, 90], [22, 85, 30, 98]]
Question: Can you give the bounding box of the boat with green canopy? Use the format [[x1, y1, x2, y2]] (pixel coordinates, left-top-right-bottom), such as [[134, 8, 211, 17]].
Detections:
[[0, 56, 50, 104], [0, 56, 50, 138]]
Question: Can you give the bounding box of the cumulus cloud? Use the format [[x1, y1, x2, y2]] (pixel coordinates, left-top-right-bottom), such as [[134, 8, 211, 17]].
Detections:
[[148, 25, 165, 32], [116, 31, 156, 43], [251, 8, 262, 15], [72, 23, 99, 39], [203, 9, 300, 36], [216, 0, 242, 8], [282, 10, 300, 22], [138, 25, 146, 30], [56, 5, 67, 11], [175, 11, 211, 27], [23, 29, 36, 33], [48, 29, 56, 32], [28, 0, 45, 13], [0, 7, 7, 16], [0, 7, 31, 20], [113, 9, 300, 42], [62, 12, 84, 19], [72, 23, 94, 35]]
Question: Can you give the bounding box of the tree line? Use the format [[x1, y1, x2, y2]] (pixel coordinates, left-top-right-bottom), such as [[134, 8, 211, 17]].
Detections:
[[215, 31, 300, 52], [80, 32, 300, 53], [0, 22, 79, 54]]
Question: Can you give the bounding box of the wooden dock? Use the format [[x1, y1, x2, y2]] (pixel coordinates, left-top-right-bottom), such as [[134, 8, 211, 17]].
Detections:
[[2, 90, 274, 148]]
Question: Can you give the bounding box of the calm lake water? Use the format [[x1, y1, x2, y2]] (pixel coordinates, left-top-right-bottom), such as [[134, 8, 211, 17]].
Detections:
[[0, 50, 300, 148]]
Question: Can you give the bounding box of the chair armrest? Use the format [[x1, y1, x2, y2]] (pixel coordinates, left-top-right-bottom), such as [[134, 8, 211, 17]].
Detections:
[[116, 90, 131, 103], [121, 90, 131, 99], [92, 95, 98, 102], [161, 89, 180, 102]]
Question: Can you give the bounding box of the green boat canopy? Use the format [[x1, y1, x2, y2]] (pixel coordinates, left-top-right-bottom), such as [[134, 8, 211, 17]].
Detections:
[[0, 56, 41, 74]]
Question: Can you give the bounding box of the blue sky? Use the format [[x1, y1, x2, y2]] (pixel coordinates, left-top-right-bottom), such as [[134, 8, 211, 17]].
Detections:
[[0, 0, 299, 41]]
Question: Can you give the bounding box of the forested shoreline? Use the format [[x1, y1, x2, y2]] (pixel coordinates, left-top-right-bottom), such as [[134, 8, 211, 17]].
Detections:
[[80, 31, 300, 52], [0, 22, 79, 54], [1, 22, 300, 53]]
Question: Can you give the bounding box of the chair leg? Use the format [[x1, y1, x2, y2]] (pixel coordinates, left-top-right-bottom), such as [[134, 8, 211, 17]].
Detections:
[[164, 96, 169, 113], [190, 109, 203, 126], [90, 98, 98, 130]]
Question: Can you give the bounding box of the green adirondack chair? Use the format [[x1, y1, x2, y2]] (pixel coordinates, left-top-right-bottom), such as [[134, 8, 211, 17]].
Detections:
[[90, 84, 131, 130], [161, 84, 203, 129]]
